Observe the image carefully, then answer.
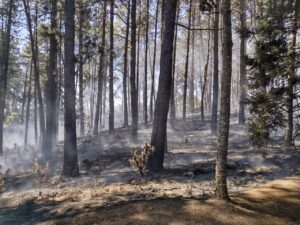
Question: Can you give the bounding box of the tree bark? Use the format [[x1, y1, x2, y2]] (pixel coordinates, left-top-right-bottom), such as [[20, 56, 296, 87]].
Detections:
[[143, 0, 149, 125], [23, 0, 46, 146], [78, 3, 85, 136], [94, 0, 107, 135], [189, 6, 195, 114], [0, 0, 13, 156], [44, 0, 58, 159], [182, 0, 192, 121], [238, 0, 246, 124], [285, 0, 299, 145], [201, 15, 211, 122], [147, 0, 177, 172], [24, 61, 33, 147], [123, 0, 130, 127], [170, 2, 180, 127], [211, 0, 220, 135], [215, 0, 232, 201], [131, 0, 138, 137], [150, 0, 159, 122], [108, 0, 115, 133], [63, 0, 79, 177]]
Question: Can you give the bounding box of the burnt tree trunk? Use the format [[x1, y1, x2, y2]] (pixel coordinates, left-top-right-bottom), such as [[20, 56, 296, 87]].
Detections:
[[147, 0, 177, 172], [108, 0, 115, 133], [123, 0, 130, 127], [211, 0, 220, 135], [130, 0, 138, 137], [44, 0, 58, 159], [63, 0, 79, 177]]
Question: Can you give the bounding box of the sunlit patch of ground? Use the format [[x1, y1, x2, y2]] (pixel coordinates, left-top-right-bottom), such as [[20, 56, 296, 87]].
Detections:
[[51, 176, 300, 225]]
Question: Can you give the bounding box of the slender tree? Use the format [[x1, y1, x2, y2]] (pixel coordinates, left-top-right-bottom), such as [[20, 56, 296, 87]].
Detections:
[[123, 0, 130, 127], [150, 0, 159, 122], [94, 0, 107, 134], [211, 0, 220, 135], [147, 0, 177, 172], [285, 0, 299, 145], [143, 0, 149, 125], [78, 2, 85, 136], [215, 0, 232, 201], [63, 0, 79, 177], [182, 0, 192, 121], [44, 0, 58, 159], [131, 0, 138, 137], [108, 0, 115, 133], [0, 0, 13, 156], [23, 0, 46, 146], [238, 0, 246, 124]]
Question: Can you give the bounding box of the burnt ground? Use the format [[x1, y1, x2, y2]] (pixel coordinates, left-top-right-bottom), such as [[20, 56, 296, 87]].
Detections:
[[0, 119, 300, 225]]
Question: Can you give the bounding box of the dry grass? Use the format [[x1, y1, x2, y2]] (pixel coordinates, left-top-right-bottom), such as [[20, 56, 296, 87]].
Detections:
[[54, 176, 300, 225]]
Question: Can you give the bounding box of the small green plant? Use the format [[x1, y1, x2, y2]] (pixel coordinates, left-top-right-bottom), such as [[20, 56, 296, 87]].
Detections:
[[32, 159, 50, 186], [131, 142, 154, 178]]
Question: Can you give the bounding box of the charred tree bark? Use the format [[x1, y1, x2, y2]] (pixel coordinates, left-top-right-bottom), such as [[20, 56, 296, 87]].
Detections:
[[147, 0, 177, 172], [130, 0, 138, 137], [44, 0, 58, 159], [211, 0, 220, 135], [123, 0, 130, 127], [189, 6, 195, 114], [215, 0, 232, 201], [63, 0, 79, 177], [108, 0, 115, 133]]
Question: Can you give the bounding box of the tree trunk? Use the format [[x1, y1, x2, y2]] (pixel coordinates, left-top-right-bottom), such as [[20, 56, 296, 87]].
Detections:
[[63, 0, 79, 177], [150, 0, 159, 122], [211, 0, 219, 135], [94, 0, 107, 135], [24, 61, 33, 147], [285, 0, 299, 145], [44, 0, 58, 159], [215, 0, 232, 201], [182, 0, 192, 121], [78, 3, 85, 136], [170, 2, 179, 127], [108, 0, 115, 133], [201, 15, 211, 122], [21, 65, 29, 125], [189, 6, 195, 114], [238, 0, 246, 124], [143, 0, 149, 125], [131, 0, 138, 137], [23, 0, 46, 146], [0, 0, 13, 156], [147, 0, 177, 172], [123, 0, 130, 127]]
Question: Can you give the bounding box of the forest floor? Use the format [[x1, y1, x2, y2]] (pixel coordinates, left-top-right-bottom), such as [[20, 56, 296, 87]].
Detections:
[[0, 119, 300, 224]]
